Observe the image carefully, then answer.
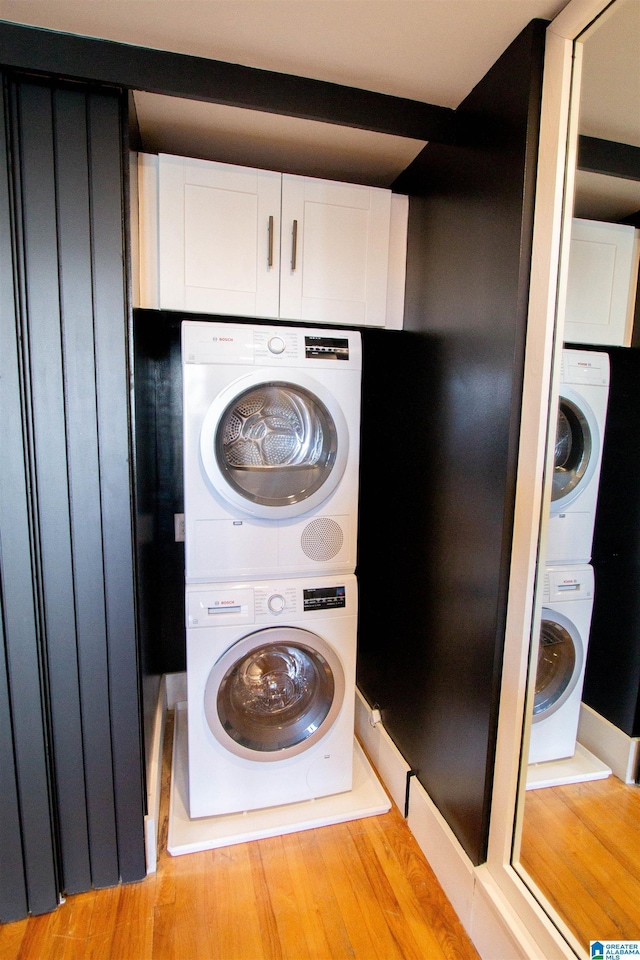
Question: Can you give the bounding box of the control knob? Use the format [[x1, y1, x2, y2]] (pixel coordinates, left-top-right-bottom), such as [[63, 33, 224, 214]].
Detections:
[[267, 593, 286, 614]]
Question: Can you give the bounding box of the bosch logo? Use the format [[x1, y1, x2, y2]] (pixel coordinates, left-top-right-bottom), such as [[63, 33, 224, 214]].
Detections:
[[213, 336, 234, 343], [220, 599, 235, 605]]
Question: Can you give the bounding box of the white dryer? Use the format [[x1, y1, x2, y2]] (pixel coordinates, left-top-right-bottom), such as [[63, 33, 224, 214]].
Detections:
[[546, 349, 609, 564], [183, 320, 361, 582], [528, 564, 594, 765], [185, 574, 357, 819]]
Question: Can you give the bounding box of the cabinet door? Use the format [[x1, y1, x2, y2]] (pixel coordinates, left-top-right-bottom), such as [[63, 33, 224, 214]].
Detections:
[[564, 218, 639, 346], [279, 175, 391, 326], [158, 155, 281, 318]]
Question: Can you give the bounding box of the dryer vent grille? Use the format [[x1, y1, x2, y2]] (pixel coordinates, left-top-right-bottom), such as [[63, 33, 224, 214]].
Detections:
[[301, 518, 344, 561]]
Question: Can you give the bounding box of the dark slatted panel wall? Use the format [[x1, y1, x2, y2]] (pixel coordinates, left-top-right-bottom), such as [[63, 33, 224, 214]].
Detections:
[[0, 79, 59, 920], [0, 74, 146, 918]]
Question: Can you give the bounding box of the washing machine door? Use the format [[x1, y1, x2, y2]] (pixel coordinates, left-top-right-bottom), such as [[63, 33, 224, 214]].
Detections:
[[200, 372, 349, 519], [551, 387, 600, 512], [204, 626, 346, 761], [532, 608, 584, 722]]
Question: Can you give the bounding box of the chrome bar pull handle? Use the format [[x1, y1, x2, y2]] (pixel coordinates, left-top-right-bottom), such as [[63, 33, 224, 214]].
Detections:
[[291, 219, 298, 271], [267, 215, 274, 268]]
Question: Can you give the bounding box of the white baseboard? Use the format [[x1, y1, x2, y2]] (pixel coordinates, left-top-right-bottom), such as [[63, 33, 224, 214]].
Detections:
[[578, 703, 640, 783], [354, 688, 411, 812], [144, 675, 168, 874]]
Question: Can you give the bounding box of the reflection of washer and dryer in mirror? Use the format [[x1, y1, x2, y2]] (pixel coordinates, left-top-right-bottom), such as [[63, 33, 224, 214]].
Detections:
[[528, 349, 610, 784], [176, 320, 387, 846]]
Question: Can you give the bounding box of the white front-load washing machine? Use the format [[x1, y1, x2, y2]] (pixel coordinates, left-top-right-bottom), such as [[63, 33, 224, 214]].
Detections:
[[186, 573, 357, 819], [183, 320, 362, 582], [546, 349, 609, 564], [528, 564, 594, 765]]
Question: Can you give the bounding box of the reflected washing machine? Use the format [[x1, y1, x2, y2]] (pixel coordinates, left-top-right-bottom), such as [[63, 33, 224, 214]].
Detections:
[[528, 564, 594, 765], [183, 320, 362, 582], [186, 574, 356, 819], [546, 349, 609, 564]]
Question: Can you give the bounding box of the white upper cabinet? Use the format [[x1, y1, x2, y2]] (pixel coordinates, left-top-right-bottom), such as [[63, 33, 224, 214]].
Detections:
[[157, 155, 281, 318], [279, 174, 392, 326], [137, 154, 406, 328], [564, 218, 640, 347]]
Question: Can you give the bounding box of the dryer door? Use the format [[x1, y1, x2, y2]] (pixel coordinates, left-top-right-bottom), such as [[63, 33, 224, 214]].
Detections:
[[200, 372, 349, 519], [551, 387, 600, 512], [533, 608, 584, 722], [204, 626, 346, 761]]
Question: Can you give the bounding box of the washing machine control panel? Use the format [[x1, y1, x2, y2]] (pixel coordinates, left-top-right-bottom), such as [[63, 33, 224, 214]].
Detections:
[[255, 585, 298, 619], [187, 578, 353, 628]]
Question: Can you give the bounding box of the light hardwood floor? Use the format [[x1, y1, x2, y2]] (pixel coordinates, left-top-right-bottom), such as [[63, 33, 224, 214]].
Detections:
[[1, 713, 480, 960], [520, 774, 640, 949]]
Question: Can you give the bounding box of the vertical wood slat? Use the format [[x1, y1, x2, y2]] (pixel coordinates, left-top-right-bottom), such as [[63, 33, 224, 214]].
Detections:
[[88, 91, 146, 882], [53, 86, 121, 889], [18, 79, 97, 897], [0, 77, 59, 919]]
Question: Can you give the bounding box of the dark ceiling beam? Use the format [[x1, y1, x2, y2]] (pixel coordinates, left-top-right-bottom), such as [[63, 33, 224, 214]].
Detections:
[[0, 20, 457, 144], [578, 135, 640, 181]]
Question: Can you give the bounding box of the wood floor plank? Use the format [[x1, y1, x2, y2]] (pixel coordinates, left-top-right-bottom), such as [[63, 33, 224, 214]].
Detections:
[[317, 821, 394, 960], [280, 831, 338, 960], [247, 841, 283, 960], [0, 919, 27, 960], [291, 823, 357, 959], [521, 801, 617, 939], [354, 809, 479, 960], [347, 816, 441, 960], [209, 843, 269, 960], [521, 776, 640, 947]]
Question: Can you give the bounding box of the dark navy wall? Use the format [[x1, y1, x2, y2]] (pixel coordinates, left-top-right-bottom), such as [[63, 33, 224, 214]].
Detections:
[[357, 21, 546, 866]]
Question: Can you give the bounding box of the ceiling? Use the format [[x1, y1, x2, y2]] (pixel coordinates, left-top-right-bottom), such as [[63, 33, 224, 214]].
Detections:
[[0, 0, 637, 216], [0, 0, 571, 185]]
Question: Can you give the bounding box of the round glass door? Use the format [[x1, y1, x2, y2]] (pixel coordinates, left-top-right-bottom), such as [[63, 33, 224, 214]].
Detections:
[[204, 627, 345, 761], [532, 610, 583, 722], [217, 382, 337, 506], [551, 394, 595, 507], [200, 374, 349, 519]]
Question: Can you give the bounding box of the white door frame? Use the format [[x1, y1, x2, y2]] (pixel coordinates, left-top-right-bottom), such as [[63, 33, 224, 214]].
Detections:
[[482, 1, 617, 957]]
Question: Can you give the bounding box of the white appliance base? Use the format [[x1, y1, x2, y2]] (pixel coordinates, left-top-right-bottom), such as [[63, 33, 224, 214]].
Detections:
[[168, 702, 390, 856], [525, 741, 612, 790]]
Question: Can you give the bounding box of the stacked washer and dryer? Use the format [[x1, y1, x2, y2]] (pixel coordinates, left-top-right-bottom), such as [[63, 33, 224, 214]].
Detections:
[[528, 349, 610, 769], [182, 321, 363, 820]]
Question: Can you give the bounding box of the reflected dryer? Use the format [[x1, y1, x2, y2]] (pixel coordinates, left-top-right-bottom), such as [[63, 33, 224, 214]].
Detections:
[[546, 349, 609, 564]]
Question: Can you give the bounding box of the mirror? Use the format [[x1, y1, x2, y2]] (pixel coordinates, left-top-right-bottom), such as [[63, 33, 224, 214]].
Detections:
[[513, 0, 640, 950]]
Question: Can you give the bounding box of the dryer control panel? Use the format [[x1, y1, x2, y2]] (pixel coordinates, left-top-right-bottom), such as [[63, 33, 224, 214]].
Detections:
[[182, 320, 362, 371]]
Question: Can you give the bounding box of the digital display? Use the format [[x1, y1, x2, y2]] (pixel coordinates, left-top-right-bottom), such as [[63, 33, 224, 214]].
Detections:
[[304, 337, 349, 360], [303, 585, 346, 611]]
